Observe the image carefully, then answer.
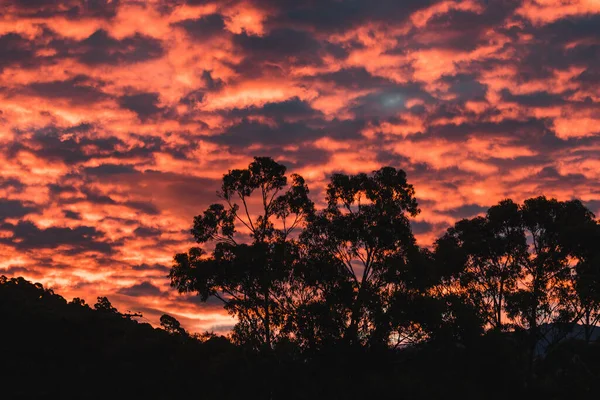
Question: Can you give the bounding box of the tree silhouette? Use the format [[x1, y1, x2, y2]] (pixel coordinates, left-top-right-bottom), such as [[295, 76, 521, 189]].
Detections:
[[170, 157, 314, 350], [94, 296, 118, 314], [297, 167, 427, 348], [434, 199, 526, 330], [70, 297, 88, 307], [496, 197, 597, 361], [166, 158, 600, 358], [555, 207, 600, 342], [160, 314, 186, 335]]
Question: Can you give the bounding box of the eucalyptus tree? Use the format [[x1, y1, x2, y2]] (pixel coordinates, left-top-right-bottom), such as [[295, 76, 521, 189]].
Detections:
[[160, 314, 186, 336], [169, 157, 314, 350], [434, 199, 527, 331], [502, 197, 597, 352], [554, 205, 600, 342], [297, 167, 428, 348]]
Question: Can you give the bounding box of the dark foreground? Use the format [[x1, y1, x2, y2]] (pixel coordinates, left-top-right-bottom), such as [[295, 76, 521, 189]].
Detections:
[[1, 276, 599, 399]]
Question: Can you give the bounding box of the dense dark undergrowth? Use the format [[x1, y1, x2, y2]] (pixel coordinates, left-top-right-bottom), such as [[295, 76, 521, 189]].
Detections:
[[2, 275, 600, 399]]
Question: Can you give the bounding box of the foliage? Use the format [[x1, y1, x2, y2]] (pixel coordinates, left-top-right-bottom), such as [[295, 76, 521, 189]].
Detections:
[[170, 157, 314, 350], [171, 158, 600, 359], [160, 313, 187, 335]]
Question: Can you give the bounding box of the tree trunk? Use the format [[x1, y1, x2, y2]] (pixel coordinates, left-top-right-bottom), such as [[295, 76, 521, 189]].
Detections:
[[264, 288, 271, 349], [585, 310, 591, 343], [497, 280, 504, 330], [526, 277, 541, 386]]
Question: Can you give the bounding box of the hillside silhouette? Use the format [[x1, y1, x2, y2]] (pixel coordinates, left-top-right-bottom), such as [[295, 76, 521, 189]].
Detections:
[[3, 157, 600, 399], [0, 276, 236, 399]]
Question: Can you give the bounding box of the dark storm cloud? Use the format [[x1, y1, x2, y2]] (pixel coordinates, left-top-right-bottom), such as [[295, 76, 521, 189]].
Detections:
[[422, 118, 551, 144], [274, 146, 333, 169], [118, 92, 164, 120], [133, 226, 162, 238], [5, 0, 120, 19], [0, 199, 39, 220], [175, 13, 226, 40], [201, 70, 225, 91], [0, 220, 116, 254], [73, 29, 163, 66], [118, 281, 163, 297], [536, 13, 600, 45], [443, 204, 489, 218], [500, 89, 569, 108], [78, 185, 161, 215], [213, 119, 319, 147], [0, 265, 32, 277], [575, 68, 600, 88], [212, 116, 366, 148], [48, 183, 78, 197], [0, 178, 26, 192], [233, 28, 324, 66], [309, 67, 393, 91], [79, 187, 117, 205], [409, 0, 521, 51], [84, 164, 138, 176], [63, 210, 82, 220], [180, 70, 224, 107], [8, 126, 122, 164], [132, 263, 170, 273], [583, 200, 600, 215], [508, 14, 600, 83], [27, 75, 109, 104], [224, 97, 322, 120], [440, 74, 488, 102], [411, 220, 434, 235], [124, 201, 161, 215], [531, 166, 590, 187], [0, 33, 36, 70], [8, 125, 189, 166], [253, 0, 436, 32]]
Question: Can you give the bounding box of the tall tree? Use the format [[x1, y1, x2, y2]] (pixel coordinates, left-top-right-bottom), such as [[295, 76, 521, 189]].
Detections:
[[504, 197, 597, 353], [298, 167, 426, 348], [169, 157, 313, 350], [555, 206, 600, 342], [434, 199, 526, 330]]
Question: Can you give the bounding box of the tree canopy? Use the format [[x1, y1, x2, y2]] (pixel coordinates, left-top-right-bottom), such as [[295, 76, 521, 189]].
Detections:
[[170, 157, 600, 359]]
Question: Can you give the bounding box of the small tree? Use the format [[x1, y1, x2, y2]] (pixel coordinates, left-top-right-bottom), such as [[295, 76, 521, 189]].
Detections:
[[94, 296, 118, 314], [70, 297, 88, 307], [160, 314, 186, 336]]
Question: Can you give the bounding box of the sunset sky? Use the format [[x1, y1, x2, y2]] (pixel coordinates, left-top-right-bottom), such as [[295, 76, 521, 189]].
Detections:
[[1, 0, 599, 333]]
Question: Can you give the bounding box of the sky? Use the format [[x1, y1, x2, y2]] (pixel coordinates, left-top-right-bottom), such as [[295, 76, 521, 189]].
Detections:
[[1, 0, 599, 333]]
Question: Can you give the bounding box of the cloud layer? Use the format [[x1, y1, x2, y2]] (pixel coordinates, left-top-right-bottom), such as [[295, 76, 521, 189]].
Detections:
[[1, 0, 599, 333]]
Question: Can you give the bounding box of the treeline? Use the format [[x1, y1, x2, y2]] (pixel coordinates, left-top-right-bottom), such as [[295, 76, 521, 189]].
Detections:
[[172, 157, 600, 354], [168, 157, 600, 395]]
